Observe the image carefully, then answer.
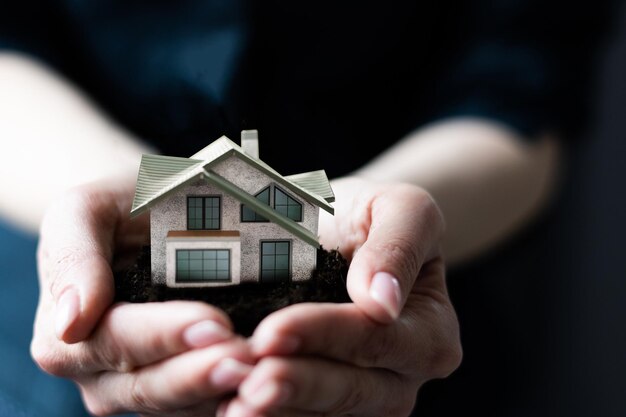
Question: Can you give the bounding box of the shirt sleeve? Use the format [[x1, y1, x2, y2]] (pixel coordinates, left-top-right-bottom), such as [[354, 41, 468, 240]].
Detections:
[[423, 0, 619, 139]]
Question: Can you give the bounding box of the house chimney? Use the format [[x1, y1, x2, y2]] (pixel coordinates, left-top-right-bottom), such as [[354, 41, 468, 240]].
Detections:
[[241, 130, 259, 159]]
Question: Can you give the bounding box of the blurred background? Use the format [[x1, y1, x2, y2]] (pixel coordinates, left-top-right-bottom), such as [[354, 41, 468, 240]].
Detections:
[[415, 7, 626, 416], [0, 3, 625, 417]]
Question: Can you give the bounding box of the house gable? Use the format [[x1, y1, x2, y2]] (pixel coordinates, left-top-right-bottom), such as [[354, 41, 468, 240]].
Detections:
[[209, 149, 334, 214], [202, 163, 319, 248], [191, 135, 334, 212]]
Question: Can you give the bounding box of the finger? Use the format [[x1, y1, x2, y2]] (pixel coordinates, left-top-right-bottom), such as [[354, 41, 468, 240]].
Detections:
[[89, 301, 234, 373], [346, 185, 444, 323], [80, 339, 254, 416], [223, 398, 322, 417], [237, 357, 418, 417], [138, 402, 219, 417], [250, 302, 418, 373], [32, 300, 235, 377], [265, 408, 322, 417], [251, 261, 462, 377], [221, 399, 266, 417], [37, 182, 136, 343]]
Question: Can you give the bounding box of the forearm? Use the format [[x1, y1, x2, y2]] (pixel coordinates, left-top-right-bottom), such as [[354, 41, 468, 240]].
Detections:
[[0, 52, 154, 232], [351, 118, 560, 265]]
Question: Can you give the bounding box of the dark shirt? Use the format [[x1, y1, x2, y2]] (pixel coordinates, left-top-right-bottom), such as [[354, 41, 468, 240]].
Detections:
[[0, 1, 615, 177]]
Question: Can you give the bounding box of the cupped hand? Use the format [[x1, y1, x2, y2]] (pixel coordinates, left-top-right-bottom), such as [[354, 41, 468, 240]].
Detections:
[[31, 179, 255, 416], [223, 178, 462, 417]]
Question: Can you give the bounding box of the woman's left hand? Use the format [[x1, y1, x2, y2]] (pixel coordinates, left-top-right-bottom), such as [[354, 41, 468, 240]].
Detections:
[[219, 178, 462, 417]]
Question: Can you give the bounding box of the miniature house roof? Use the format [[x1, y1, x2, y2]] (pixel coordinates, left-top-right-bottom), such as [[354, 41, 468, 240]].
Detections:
[[130, 135, 335, 247]]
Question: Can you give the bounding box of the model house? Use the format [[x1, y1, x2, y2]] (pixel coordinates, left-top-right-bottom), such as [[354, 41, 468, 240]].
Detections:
[[130, 130, 334, 288]]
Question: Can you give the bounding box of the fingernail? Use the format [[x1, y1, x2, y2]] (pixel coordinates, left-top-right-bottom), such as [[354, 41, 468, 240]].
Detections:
[[210, 358, 253, 389], [183, 320, 231, 348], [246, 380, 292, 408], [369, 272, 402, 319], [251, 330, 300, 356], [55, 289, 80, 340]]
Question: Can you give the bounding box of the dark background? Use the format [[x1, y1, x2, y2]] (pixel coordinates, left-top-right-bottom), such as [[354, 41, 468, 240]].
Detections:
[[415, 6, 626, 416], [0, 6, 624, 417]]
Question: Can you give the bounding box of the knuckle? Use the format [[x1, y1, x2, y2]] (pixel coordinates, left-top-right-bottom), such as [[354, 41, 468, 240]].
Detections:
[[389, 386, 418, 417], [424, 327, 463, 379], [393, 185, 444, 233], [335, 387, 365, 415], [375, 237, 421, 281], [130, 375, 159, 413], [93, 311, 136, 373], [100, 339, 135, 374], [38, 189, 101, 295], [356, 326, 397, 367], [403, 294, 462, 379], [47, 246, 83, 298], [329, 371, 368, 415], [82, 394, 112, 417], [30, 338, 70, 377], [414, 190, 445, 234]]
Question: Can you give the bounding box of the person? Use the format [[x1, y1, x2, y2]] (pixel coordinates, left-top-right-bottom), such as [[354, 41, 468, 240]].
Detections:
[[0, 1, 616, 416]]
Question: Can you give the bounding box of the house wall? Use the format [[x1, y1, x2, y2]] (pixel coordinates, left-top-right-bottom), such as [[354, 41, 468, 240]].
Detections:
[[150, 155, 319, 285]]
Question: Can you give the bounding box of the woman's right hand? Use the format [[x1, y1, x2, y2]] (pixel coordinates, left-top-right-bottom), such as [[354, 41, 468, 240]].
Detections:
[[30, 179, 254, 416]]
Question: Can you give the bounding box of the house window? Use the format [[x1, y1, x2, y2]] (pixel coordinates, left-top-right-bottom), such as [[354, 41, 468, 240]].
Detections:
[[241, 187, 270, 222], [274, 186, 303, 222], [176, 249, 230, 282], [241, 185, 303, 222], [187, 196, 220, 230], [260, 241, 290, 283]]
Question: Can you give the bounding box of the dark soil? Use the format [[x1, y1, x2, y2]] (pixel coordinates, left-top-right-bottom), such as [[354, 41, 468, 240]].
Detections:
[[114, 246, 351, 336]]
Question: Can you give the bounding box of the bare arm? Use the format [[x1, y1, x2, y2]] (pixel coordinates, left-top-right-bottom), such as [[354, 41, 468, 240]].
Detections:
[[351, 119, 560, 265], [0, 52, 154, 233], [0, 52, 559, 264]]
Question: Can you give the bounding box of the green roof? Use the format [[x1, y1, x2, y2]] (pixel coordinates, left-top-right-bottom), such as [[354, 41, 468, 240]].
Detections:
[[131, 154, 204, 214], [285, 170, 335, 203], [130, 135, 335, 247]]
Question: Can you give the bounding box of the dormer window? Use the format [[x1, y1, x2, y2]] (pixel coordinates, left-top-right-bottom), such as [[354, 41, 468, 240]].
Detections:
[[187, 196, 221, 230], [274, 187, 303, 221], [241, 187, 270, 222], [241, 185, 303, 222]]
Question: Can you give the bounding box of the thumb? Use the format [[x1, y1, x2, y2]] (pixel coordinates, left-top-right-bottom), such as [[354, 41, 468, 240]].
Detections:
[[37, 185, 129, 343], [345, 185, 444, 324]]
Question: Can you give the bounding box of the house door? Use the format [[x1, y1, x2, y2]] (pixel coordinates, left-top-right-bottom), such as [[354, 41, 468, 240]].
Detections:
[[260, 241, 290, 283]]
